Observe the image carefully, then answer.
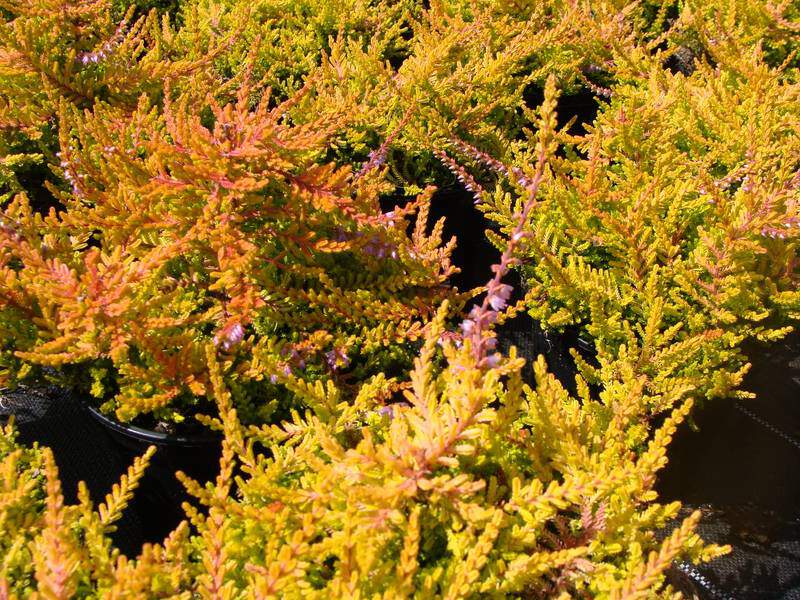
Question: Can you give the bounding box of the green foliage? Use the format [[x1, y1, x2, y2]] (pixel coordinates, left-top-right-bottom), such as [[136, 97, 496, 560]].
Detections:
[[111, 0, 182, 19], [1, 0, 797, 595], [478, 7, 800, 404], [0, 309, 730, 597], [665, 0, 800, 70], [0, 67, 458, 423], [166, 310, 727, 598], [0, 0, 176, 129], [0, 0, 236, 211], [299, 0, 644, 186]]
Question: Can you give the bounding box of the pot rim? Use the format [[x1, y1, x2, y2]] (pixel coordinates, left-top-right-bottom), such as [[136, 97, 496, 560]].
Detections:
[[84, 403, 221, 447]]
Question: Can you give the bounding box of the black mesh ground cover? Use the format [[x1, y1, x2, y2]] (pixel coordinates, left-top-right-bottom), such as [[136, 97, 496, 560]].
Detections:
[[658, 334, 800, 599]]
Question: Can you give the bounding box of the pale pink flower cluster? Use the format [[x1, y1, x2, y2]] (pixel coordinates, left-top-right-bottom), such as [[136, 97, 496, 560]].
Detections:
[[76, 17, 128, 66], [434, 149, 485, 204], [325, 348, 350, 371], [449, 138, 533, 189], [437, 136, 547, 369], [214, 322, 245, 351]]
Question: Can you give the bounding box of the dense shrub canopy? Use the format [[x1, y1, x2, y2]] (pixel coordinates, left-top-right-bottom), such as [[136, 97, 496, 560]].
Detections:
[[0, 0, 797, 597], [478, 25, 800, 407]]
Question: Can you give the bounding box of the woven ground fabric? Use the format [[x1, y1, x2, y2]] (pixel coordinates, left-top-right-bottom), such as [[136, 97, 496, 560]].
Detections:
[[658, 333, 800, 598], [674, 505, 800, 599]]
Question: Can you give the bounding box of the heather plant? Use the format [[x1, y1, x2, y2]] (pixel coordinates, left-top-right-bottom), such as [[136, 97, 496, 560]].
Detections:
[[0, 0, 701, 204], [0, 66, 457, 425], [475, 41, 800, 403], [661, 0, 800, 70], [301, 0, 639, 187], [180, 0, 535, 188], [185, 0, 666, 190], [0, 0, 236, 129], [158, 307, 727, 598], [0, 0, 235, 204], [111, 0, 182, 18], [180, 0, 416, 98], [159, 103, 730, 592], [0, 317, 728, 598], [0, 84, 729, 593]]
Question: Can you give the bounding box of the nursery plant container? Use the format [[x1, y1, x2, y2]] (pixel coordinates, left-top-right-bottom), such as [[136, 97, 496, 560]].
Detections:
[[84, 403, 221, 544]]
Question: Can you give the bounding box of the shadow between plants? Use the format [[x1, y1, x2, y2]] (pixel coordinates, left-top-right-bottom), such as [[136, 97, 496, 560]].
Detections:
[[656, 333, 800, 598], [0, 387, 221, 557]]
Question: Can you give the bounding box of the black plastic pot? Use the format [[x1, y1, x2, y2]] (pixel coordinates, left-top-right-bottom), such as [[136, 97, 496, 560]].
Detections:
[[84, 404, 221, 546]]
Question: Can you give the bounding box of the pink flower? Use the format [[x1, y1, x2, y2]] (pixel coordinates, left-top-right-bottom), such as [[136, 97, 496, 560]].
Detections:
[[214, 322, 245, 351], [469, 305, 498, 327], [485, 353, 501, 368], [460, 319, 475, 336], [377, 406, 394, 419], [486, 282, 512, 311], [488, 295, 506, 311], [356, 147, 389, 178], [325, 348, 350, 371]]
